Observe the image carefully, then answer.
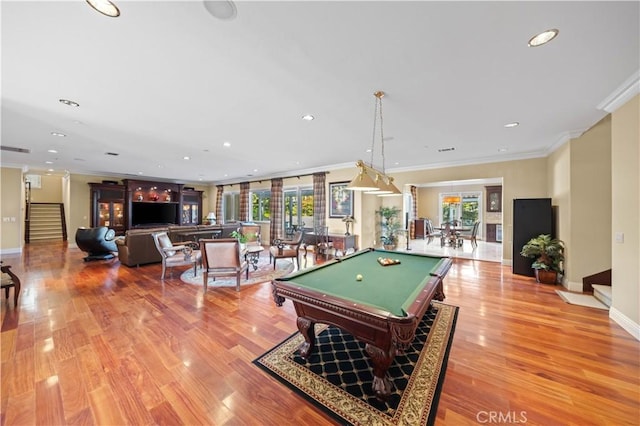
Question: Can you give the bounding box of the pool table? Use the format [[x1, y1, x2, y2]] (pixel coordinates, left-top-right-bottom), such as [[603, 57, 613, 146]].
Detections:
[[272, 248, 452, 400]]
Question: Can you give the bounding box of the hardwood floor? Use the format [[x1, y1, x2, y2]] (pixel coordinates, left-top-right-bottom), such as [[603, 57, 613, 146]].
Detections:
[[1, 242, 638, 425]]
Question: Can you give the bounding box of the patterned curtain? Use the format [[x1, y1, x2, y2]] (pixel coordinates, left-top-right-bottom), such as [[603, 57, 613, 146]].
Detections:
[[239, 182, 250, 222], [215, 185, 224, 224], [410, 185, 418, 239], [270, 178, 283, 242], [313, 172, 326, 229]]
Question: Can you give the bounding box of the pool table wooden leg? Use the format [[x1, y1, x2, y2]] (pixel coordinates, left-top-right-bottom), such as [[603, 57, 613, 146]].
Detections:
[[296, 316, 316, 358], [365, 343, 394, 400]]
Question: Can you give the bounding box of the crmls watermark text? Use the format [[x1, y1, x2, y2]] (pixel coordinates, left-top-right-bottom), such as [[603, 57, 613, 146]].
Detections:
[[476, 411, 528, 424]]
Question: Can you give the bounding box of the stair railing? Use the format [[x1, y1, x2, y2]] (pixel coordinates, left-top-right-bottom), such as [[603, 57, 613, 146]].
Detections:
[[24, 181, 31, 244], [59, 203, 68, 241]]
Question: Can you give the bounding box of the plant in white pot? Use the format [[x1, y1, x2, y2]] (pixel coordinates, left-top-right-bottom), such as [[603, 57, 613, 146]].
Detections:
[[520, 234, 565, 284]]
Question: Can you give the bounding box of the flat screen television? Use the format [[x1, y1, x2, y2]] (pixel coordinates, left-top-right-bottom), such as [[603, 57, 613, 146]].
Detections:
[[131, 202, 179, 226]]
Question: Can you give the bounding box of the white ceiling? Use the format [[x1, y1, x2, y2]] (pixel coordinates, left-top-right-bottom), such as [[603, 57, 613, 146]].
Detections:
[[2, 1, 638, 185]]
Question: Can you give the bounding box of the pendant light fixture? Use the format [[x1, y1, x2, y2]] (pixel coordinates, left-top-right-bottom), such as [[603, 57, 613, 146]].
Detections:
[[346, 91, 401, 196]]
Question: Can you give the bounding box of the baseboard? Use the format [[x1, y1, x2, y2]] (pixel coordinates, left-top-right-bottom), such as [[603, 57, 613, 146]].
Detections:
[[0, 247, 23, 255], [609, 307, 640, 341], [565, 280, 583, 292], [502, 259, 512, 267]]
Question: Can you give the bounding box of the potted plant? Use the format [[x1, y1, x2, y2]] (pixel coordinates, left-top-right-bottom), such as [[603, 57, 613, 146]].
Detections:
[[376, 206, 402, 250], [230, 230, 249, 250], [520, 234, 565, 284]]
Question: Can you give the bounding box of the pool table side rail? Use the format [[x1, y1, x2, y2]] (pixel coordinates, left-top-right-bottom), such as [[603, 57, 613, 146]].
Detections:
[[271, 280, 424, 352]]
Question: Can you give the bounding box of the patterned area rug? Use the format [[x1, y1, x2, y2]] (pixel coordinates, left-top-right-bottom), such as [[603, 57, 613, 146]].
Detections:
[[254, 302, 458, 425], [180, 254, 294, 288]]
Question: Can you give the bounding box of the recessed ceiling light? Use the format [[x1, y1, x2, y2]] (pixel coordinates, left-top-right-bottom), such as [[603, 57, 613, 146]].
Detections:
[[498, 147, 509, 152], [183, 156, 190, 160], [45, 161, 53, 164], [86, 0, 120, 17], [47, 169, 54, 172], [51, 132, 66, 137], [504, 122, 520, 128], [223, 142, 231, 148], [528, 29, 559, 47], [253, 169, 258, 172], [302, 114, 315, 121], [138, 171, 143, 175], [203, 0, 237, 20], [366, 148, 372, 153], [59, 99, 79, 107], [47, 149, 58, 153]]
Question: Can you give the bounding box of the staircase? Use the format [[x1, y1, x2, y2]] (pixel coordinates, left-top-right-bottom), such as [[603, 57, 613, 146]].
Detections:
[[592, 285, 612, 308], [27, 203, 67, 242]]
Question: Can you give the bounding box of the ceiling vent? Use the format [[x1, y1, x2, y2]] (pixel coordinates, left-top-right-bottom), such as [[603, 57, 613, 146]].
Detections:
[[438, 147, 456, 152], [1, 145, 31, 154]]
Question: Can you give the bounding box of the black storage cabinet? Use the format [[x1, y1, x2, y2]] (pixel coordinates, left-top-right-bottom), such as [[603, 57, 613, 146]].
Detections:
[[512, 198, 553, 276]]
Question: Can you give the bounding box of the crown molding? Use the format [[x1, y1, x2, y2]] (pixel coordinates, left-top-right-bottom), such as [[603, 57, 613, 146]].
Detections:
[[597, 70, 640, 113]]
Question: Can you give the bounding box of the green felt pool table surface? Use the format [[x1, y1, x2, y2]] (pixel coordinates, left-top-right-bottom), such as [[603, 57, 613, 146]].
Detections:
[[277, 249, 450, 316]]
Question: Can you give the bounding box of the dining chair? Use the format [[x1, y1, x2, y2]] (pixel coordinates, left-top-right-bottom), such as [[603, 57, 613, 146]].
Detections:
[[199, 238, 248, 292], [152, 231, 201, 280], [314, 226, 333, 260]]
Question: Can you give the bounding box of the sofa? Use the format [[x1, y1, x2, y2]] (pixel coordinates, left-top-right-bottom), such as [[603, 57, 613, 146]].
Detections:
[[116, 227, 168, 267], [116, 224, 240, 267]]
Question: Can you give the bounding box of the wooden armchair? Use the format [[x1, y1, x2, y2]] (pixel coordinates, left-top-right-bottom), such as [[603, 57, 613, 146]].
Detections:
[[239, 224, 262, 247], [313, 226, 333, 260], [1, 262, 20, 307], [200, 238, 248, 292], [151, 232, 201, 280], [269, 230, 304, 270]]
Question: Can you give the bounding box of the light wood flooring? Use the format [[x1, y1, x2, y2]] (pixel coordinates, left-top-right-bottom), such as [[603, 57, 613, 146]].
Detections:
[[1, 241, 638, 425]]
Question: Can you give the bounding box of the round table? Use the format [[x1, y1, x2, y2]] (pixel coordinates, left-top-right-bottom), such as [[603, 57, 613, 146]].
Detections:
[[244, 245, 264, 271]]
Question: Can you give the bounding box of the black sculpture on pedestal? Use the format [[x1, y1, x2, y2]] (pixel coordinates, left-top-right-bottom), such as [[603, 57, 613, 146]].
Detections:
[[75, 227, 118, 261]]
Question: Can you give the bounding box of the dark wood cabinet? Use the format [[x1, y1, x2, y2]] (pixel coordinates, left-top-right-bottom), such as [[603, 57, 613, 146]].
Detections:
[[90, 180, 204, 231], [414, 219, 428, 239], [512, 198, 553, 276], [486, 186, 502, 212], [486, 224, 497, 242], [180, 190, 203, 225], [89, 183, 126, 235]]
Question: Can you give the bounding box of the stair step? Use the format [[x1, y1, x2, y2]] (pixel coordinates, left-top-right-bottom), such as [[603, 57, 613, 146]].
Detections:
[[592, 284, 612, 307]]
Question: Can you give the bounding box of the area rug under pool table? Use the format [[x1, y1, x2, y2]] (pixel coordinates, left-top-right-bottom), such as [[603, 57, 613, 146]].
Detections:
[[254, 302, 458, 425]]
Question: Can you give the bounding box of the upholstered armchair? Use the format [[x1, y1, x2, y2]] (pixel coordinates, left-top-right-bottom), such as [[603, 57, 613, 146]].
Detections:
[[151, 231, 201, 280], [199, 238, 248, 292], [269, 230, 304, 270], [239, 224, 262, 247]]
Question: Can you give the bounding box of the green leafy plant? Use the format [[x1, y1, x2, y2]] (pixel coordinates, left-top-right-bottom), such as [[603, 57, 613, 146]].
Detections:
[[376, 206, 403, 247], [230, 230, 248, 244], [520, 234, 565, 273]]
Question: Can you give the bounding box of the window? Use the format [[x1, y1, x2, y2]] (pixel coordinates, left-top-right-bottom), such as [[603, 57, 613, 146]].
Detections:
[[251, 190, 271, 222], [284, 187, 313, 230], [223, 192, 240, 222], [440, 192, 480, 227]]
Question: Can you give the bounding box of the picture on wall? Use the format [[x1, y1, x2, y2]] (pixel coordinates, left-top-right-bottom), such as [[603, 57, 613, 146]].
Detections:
[[329, 181, 354, 218]]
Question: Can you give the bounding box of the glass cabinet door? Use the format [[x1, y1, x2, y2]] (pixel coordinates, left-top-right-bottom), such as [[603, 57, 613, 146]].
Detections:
[[99, 203, 111, 227], [113, 202, 124, 227], [191, 204, 198, 223]]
